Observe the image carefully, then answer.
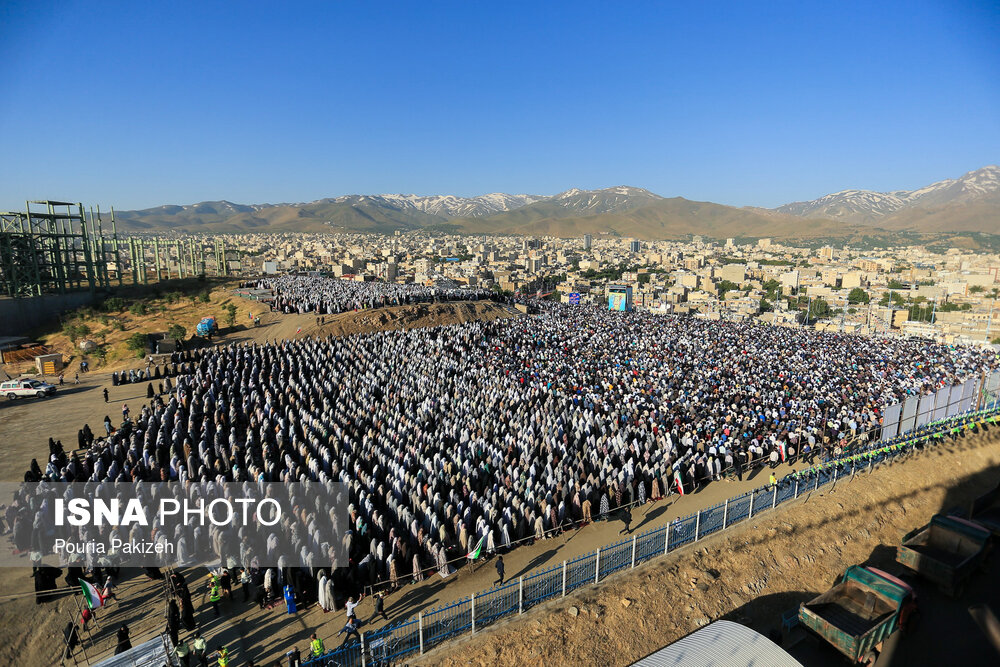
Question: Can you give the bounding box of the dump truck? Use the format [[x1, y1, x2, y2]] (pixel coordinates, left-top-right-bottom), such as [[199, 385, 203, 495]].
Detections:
[[967, 484, 1000, 536], [798, 565, 917, 665], [896, 514, 992, 596], [195, 317, 218, 338]]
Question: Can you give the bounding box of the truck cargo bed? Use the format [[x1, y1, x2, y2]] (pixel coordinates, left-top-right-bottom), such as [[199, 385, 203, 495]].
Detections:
[[805, 582, 894, 635], [902, 522, 984, 566]]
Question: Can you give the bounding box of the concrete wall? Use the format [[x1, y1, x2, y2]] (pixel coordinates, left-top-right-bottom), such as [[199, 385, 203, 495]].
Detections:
[[0, 291, 100, 337]]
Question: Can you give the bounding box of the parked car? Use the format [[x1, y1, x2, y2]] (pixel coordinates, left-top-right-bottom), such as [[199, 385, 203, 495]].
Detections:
[[1, 378, 57, 399]]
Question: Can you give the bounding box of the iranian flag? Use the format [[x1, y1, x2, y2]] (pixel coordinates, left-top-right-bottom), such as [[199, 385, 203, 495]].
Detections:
[[81, 580, 105, 610], [466, 534, 486, 561], [675, 468, 685, 496], [778, 441, 787, 462]]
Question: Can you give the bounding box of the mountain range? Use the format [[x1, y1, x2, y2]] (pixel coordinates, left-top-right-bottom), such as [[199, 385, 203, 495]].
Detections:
[[111, 166, 1000, 240], [776, 165, 1000, 233]]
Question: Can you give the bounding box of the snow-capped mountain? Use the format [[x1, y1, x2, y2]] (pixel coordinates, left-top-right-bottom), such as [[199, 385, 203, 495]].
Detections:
[[900, 165, 1000, 208], [776, 166, 1000, 221], [331, 193, 544, 218], [550, 186, 664, 215]]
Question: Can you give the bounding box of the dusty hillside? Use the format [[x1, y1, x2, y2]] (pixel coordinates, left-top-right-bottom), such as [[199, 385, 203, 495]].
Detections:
[[12, 281, 270, 375], [420, 431, 1000, 667]]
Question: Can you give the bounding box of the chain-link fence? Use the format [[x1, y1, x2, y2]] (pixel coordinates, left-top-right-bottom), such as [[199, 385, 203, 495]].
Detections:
[[302, 403, 1000, 667]]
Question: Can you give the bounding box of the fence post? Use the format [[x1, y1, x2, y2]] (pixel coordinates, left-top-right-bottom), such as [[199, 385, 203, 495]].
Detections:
[[361, 632, 367, 667], [695, 510, 701, 541], [869, 456, 873, 473], [418, 612, 424, 655], [471, 593, 476, 634], [518, 576, 524, 614], [748, 489, 755, 520], [561, 560, 567, 597], [772, 485, 777, 509], [833, 466, 838, 488], [794, 480, 799, 499], [594, 549, 600, 583], [664, 526, 670, 555], [631, 535, 637, 568], [815, 472, 819, 491], [722, 499, 729, 529]]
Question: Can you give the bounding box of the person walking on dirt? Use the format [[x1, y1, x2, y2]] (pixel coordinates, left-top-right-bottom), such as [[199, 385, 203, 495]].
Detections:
[[370, 591, 388, 622], [620, 505, 632, 535], [173, 636, 191, 667], [192, 632, 208, 667], [114, 624, 131, 655], [494, 555, 505, 587], [337, 618, 360, 647], [121, 403, 129, 421], [103, 388, 109, 403]]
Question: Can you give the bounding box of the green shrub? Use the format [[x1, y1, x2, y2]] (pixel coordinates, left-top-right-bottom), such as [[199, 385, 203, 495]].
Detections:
[[167, 324, 187, 342], [102, 297, 126, 312], [125, 333, 149, 357]]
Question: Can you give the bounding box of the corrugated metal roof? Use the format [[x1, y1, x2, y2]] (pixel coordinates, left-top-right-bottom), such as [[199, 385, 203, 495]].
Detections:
[[92, 635, 175, 667], [630, 620, 803, 667]]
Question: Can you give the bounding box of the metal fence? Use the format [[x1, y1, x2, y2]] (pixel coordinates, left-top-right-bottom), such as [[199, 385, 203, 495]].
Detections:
[[302, 402, 1000, 667]]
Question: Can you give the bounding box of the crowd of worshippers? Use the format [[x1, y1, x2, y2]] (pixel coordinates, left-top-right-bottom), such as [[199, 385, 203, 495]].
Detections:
[[249, 275, 500, 314], [14, 299, 998, 611]]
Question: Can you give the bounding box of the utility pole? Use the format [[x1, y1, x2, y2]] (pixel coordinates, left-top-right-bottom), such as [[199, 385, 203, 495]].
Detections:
[[986, 299, 994, 343], [111, 207, 123, 286]]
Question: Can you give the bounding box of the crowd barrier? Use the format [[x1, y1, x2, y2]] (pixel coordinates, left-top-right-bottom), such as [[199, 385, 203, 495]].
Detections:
[[301, 401, 1000, 667]]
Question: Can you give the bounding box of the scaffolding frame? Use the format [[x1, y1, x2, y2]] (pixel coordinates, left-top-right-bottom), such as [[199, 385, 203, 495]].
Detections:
[[0, 201, 115, 297]]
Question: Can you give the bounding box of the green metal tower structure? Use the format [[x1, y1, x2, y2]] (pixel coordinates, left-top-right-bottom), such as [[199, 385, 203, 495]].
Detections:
[[0, 201, 113, 297]]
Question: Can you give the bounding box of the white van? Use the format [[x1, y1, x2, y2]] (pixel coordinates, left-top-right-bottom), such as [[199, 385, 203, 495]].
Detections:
[[0, 378, 57, 399]]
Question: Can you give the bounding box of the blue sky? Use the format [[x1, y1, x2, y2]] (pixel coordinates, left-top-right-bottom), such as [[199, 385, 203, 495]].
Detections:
[[1, 0, 998, 211]]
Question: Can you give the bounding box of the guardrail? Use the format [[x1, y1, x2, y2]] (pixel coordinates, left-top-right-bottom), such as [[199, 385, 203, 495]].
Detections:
[[301, 405, 1000, 667]]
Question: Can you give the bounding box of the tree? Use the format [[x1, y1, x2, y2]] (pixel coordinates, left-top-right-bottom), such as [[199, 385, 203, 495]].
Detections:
[[125, 333, 149, 358], [199, 291, 211, 303], [102, 297, 126, 312], [223, 303, 238, 328], [167, 324, 187, 342], [807, 298, 830, 321], [969, 285, 985, 294], [716, 280, 739, 299], [759, 298, 774, 313], [847, 287, 870, 304], [887, 279, 906, 290]]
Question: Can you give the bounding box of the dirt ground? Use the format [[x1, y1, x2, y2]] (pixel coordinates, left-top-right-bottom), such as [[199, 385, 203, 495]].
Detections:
[[2, 300, 996, 666], [0, 296, 521, 666], [419, 430, 1000, 667]]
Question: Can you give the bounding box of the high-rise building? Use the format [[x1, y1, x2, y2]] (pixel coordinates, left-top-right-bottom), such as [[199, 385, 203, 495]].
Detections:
[[630, 240, 641, 253], [583, 234, 592, 250]]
